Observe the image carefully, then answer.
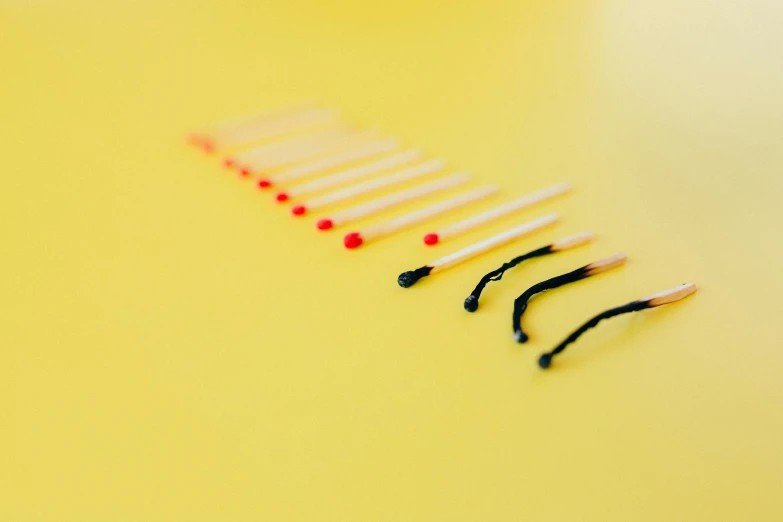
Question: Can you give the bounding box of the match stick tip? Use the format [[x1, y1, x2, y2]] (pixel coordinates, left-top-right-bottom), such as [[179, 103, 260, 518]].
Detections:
[[423, 233, 439, 246], [292, 205, 306, 216], [538, 353, 553, 369], [344, 232, 363, 249], [317, 219, 333, 231], [240, 167, 252, 177], [223, 158, 234, 168], [257, 179, 271, 189], [397, 271, 417, 288], [397, 266, 432, 288], [514, 330, 529, 343], [463, 295, 478, 312], [276, 192, 289, 202]]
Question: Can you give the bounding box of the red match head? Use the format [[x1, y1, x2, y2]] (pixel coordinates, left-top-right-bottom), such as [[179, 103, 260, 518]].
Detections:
[[317, 219, 333, 230], [344, 232, 364, 249], [257, 179, 272, 189], [223, 158, 234, 168], [291, 205, 306, 216], [240, 166, 252, 177], [423, 233, 439, 246], [276, 192, 289, 202]]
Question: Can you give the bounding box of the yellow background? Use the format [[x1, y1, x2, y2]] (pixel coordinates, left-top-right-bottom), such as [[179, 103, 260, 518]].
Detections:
[[2, 0, 783, 520]]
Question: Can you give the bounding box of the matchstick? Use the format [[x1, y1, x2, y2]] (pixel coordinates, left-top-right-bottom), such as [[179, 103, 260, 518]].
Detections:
[[512, 253, 627, 343], [463, 231, 595, 312], [258, 138, 399, 188], [316, 173, 471, 231], [229, 126, 356, 176], [189, 106, 337, 153], [291, 159, 445, 216], [537, 283, 698, 369], [422, 182, 571, 245], [396, 214, 558, 286], [275, 149, 423, 202], [344, 185, 500, 249]]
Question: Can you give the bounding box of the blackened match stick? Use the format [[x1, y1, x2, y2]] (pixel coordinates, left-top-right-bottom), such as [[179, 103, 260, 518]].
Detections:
[[537, 283, 697, 369], [463, 231, 594, 312], [512, 253, 627, 343], [396, 214, 558, 287]]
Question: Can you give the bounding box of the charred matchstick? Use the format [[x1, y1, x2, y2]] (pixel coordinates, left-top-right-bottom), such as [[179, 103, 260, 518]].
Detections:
[[397, 214, 558, 287], [537, 283, 697, 369], [463, 231, 594, 312], [512, 253, 627, 343]]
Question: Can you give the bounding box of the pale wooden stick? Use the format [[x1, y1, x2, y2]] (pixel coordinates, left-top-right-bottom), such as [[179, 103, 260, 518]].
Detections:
[[242, 128, 372, 174], [428, 214, 558, 273], [265, 138, 399, 186], [423, 182, 570, 245], [396, 214, 559, 286], [318, 173, 471, 230], [188, 104, 312, 149], [342, 185, 499, 248], [291, 159, 446, 215], [229, 126, 351, 168], [193, 107, 337, 152], [551, 231, 594, 251], [643, 283, 698, 307], [276, 149, 423, 201]]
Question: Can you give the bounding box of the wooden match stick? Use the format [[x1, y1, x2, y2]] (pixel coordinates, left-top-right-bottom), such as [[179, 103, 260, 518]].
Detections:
[[291, 159, 445, 216], [259, 138, 399, 188], [463, 231, 594, 312], [316, 173, 471, 231], [190, 107, 337, 153], [512, 253, 627, 343], [187, 105, 309, 151], [343, 185, 500, 249], [275, 149, 423, 202], [537, 283, 697, 369], [397, 214, 558, 287], [229, 126, 356, 175], [422, 181, 571, 245]]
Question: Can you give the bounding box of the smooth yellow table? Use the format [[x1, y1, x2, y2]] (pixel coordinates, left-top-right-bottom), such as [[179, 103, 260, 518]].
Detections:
[[2, 1, 782, 520]]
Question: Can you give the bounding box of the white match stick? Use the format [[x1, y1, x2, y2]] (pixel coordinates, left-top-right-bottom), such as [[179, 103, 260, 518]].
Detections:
[[241, 128, 374, 175], [316, 173, 471, 231], [422, 181, 570, 245], [291, 159, 446, 216], [260, 137, 400, 188], [275, 149, 423, 202], [642, 283, 698, 307], [191, 107, 337, 153], [342, 185, 499, 249], [396, 214, 559, 286], [187, 104, 310, 150], [229, 126, 354, 174]]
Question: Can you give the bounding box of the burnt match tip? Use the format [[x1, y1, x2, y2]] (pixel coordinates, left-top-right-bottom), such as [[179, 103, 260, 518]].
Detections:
[[538, 353, 553, 369], [514, 330, 529, 343], [397, 271, 419, 288], [397, 266, 431, 288], [463, 295, 478, 312]]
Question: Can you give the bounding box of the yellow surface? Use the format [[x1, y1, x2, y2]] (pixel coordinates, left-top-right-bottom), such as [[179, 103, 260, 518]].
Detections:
[[2, 1, 783, 520]]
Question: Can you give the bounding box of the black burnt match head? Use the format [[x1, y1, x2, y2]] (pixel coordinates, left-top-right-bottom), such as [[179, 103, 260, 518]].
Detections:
[[397, 266, 433, 288], [463, 295, 479, 312]]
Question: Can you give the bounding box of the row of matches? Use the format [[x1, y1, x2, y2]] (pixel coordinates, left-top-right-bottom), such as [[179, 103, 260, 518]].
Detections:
[[188, 105, 697, 369], [187, 105, 571, 249], [398, 232, 696, 368]]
